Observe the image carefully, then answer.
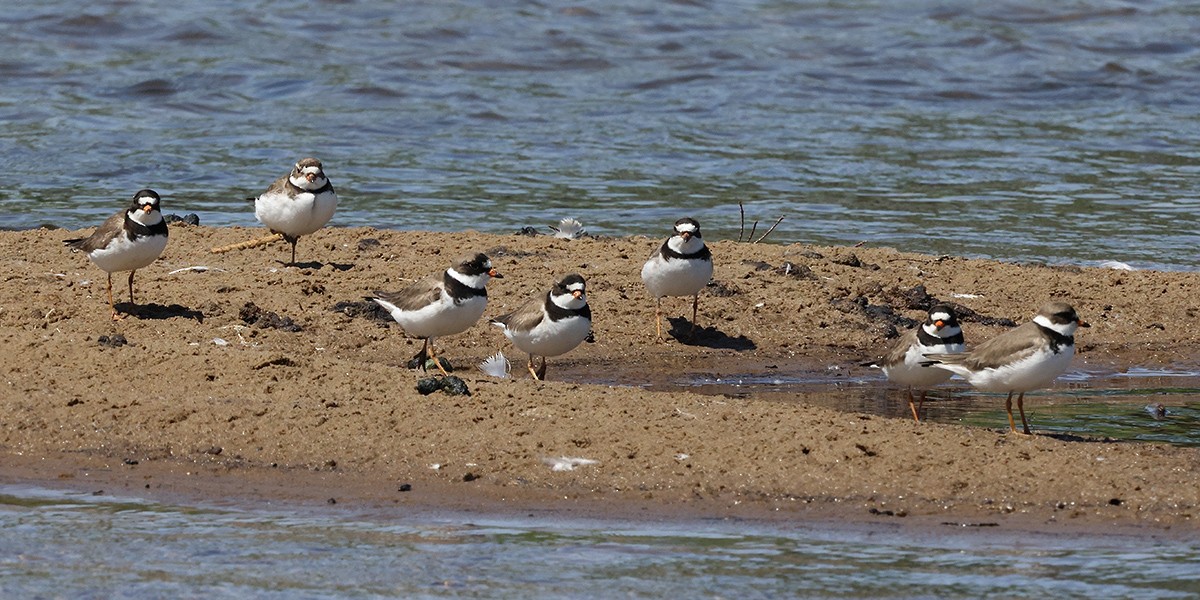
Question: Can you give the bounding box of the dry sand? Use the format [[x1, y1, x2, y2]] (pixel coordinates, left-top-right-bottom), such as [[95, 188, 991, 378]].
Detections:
[[2, 223, 1198, 534]]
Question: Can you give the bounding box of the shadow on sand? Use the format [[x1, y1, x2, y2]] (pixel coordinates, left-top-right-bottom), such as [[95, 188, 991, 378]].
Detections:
[[117, 302, 205, 322], [667, 316, 756, 350]]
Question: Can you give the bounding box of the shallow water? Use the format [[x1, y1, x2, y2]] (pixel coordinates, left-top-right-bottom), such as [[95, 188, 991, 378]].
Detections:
[[2, 485, 1198, 599], [3, 1, 1200, 269], [646, 365, 1200, 447]]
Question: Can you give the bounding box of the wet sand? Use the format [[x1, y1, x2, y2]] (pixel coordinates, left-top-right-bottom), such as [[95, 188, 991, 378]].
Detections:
[[2, 224, 1198, 534]]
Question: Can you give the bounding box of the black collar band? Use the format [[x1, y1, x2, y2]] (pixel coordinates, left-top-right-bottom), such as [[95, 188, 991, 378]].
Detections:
[[917, 328, 963, 347], [444, 271, 487, 303], [660, 240, 711, 261], [124, 213, 168, 240], [1036, 323, 1074, 353], [544, 293, 591, 322]]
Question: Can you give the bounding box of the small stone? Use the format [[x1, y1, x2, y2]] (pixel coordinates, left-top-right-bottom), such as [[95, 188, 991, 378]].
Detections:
[[398, 483, 412, 492], [415, 377, 441, 395], [97, 334, 128, 348], [463, 472, 479, 482], [440, 376, 471, 396]]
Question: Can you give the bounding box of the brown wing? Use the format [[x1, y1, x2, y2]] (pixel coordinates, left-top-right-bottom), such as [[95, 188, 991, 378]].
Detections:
[[878, 327, 920, 367], [64, 210, 125, 253], [929, 321, 1041, 370], [493, 293, 546, 332], [259, 173, 291, 198], [373, 273, 444, 312]]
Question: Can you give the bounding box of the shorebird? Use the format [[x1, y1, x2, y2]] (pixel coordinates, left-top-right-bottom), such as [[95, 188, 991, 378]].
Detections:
[[252, 157, 337, 265], [492, 273, 592, 380], [640, 217, 713, 341], [871, 304, 965, 421], [922, 301, 1089, 435], [370, 253, 501, 376], [64, 189, 169, 321]]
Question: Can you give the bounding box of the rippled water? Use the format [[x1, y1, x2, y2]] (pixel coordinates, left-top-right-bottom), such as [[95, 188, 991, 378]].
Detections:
[[3, 1, 1199, 269], [2, 485, 1198, 599]]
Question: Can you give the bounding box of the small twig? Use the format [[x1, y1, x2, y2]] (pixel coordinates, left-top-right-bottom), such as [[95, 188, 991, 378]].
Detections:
[[738, 202, 746, 242], [752, 216, 785, 243], [746, 220, 759, 243], [210, 233, 284, 254]]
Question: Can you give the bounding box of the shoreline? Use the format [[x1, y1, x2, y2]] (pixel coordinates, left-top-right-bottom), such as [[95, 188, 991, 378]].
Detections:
[[2, 225, 1198, 535], [3, 450, 1195, 541]]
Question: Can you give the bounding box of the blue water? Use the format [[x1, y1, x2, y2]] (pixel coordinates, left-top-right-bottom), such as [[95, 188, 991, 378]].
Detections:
[[2, 1, 1199, 269], [2, 485, 1198, 599]]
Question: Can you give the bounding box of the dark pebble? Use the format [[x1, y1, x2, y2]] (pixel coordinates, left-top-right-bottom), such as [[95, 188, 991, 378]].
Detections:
[[97, 334, 128, 348], [334, 300, 391, 322], [777, 261, 813, 278], [440, 376, 470, 396], [164, 213, 201, 226], [398, 483, 412, 492], [239, 302, 302, 332], [415, 377, 441, 395], [1109, 498, 1123, 506], [462, 473, 479, 482]]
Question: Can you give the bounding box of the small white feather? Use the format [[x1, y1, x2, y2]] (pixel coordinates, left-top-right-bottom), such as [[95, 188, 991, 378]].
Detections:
[[549, 217, 586, 239], [478, 351, 511, 378], [168, 265, 226, 275], [1098, 260, 1135, 271], [542, 456, 599, 471]]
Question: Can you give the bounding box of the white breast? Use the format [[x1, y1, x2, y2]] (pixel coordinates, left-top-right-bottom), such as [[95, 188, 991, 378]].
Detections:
[[957, 346, 1075, 393], [376, 293, 488, 339], [883, 341, 963, 388], [505, 314, 592, 357], [641, 254, 713, 299], [88, 233, 168, 274], [255, 189, 338, 237]]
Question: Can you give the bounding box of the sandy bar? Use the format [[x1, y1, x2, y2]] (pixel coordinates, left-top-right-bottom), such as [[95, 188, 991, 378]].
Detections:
[[2, 225, 1198, 535]]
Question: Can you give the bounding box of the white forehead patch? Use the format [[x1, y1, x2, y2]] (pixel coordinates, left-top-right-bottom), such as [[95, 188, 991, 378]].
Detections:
[[676, 222, 698, 233], [930, 312, 951, 322], [566, 282, 585, 292], [301, 166, 322, 175]]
